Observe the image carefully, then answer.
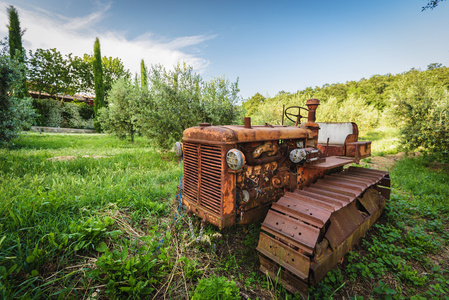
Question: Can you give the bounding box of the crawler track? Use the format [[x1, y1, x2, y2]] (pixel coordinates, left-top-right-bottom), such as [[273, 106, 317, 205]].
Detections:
[[256, 167, 390, 294]]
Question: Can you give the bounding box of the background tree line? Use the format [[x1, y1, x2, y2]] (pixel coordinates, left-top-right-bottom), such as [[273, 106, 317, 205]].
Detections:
[[242, 64, 449, 162], [27, 48, 130, 98]]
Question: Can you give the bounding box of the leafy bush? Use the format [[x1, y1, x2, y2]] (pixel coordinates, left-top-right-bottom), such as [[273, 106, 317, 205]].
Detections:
[[192, 276, 240, 300], [98, 78, 138, 141], [389, 78, 449, 162], [316, 95, 380, 134], [142, 64, 241, 149], [32, 98, 94, 129], [76, 102, 94, 120], [0, 56, 37, 145]]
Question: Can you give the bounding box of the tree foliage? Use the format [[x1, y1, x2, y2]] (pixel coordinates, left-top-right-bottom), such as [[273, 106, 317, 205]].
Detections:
[[389, 75, 449, 161], [102, 56, 130, 97], [141, 59, 148, 90], [32, 99, 93, 129], [137, 64, 206, 148], [97, 78, 138, 141], [7, 6, 23, 61], [70, 54, 94, 94], [7, 5, 27, 99], [422, 0, 446, 10], [201, 76, 241, 125], [27, 49, 130, 99], [28, 48, 74, 96], [243, 66, 449, 120], [0, 56, 36, 145], [242, 92, 265, 116], [317, 95, 380, 133], [93, 38, 105, 131], [100, 63, 241, 148]]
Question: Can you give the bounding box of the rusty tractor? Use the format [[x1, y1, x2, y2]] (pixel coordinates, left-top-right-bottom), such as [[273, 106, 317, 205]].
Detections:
[[174, 99, 390, 294]]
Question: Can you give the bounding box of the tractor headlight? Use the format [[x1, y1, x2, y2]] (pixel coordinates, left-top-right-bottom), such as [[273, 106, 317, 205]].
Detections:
[[174, 142, 183, 157], [226, 149, 245, 171], [290, 148, 307, 163]]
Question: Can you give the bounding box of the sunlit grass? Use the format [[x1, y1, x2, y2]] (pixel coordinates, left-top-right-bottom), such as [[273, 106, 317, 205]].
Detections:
[[360, 126, 400, 156], [0, 133, 180, 298]]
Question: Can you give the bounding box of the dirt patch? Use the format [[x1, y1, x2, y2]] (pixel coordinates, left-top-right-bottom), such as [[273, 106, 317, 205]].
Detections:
[[46, 156, 77, 162], [427, 162, 449, 174], [47, 155, 112, 161], [364, 152, 422, 170], [82, 155, 112, 159]]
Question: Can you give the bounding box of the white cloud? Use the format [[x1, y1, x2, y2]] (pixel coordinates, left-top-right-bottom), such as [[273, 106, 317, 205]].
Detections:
[[0, 1, 213, 75]]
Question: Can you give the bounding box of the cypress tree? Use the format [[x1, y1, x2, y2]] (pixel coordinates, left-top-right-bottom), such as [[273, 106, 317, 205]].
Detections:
[[140, 59, 148, 90], [7, 5, 28, 98], [93, 37, 105, 131], [7, 6, 23, 61]]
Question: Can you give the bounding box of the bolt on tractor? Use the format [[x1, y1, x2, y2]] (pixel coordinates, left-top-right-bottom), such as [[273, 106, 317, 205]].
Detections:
[[174, 99, 390, 294]]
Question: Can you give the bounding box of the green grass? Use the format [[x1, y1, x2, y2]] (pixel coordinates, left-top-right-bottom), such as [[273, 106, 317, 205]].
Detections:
[[1, 132, 448, 299], [360, 126, 400, 156], [0, 132, 180, 298]]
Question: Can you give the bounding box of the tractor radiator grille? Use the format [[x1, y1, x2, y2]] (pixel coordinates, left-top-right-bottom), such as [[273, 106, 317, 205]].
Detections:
[[183, 142, 223, 215]]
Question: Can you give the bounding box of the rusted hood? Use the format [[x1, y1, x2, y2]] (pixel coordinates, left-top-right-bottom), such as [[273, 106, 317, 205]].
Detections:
[[183, 124, 313, 144]]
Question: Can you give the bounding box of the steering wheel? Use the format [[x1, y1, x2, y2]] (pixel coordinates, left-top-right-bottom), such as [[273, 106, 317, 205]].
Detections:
[[285, 106, 309, 126]]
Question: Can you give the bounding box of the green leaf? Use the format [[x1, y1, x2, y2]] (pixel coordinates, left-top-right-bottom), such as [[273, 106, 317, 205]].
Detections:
[[96, 242, 108, 252], [73, 240, 85, 251], [121, 246, 128, 261]]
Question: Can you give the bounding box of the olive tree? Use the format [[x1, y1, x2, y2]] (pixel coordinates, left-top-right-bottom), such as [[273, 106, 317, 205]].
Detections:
[[136, 63, 241, 149], [97, 78, 139, 142]]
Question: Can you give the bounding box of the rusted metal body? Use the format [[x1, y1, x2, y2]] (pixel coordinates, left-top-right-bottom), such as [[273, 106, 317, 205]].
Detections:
[[179, 98, 390, 293]]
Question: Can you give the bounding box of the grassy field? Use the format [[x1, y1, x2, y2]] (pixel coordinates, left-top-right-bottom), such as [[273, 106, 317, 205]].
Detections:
[[1, 132, 448, 299]]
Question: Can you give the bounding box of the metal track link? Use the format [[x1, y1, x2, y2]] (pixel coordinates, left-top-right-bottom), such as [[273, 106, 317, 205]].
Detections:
[[256, 167, 390, 295]]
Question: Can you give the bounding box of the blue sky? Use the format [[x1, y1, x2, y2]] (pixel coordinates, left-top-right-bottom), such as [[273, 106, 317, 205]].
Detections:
[[1, 0, 449, 100]]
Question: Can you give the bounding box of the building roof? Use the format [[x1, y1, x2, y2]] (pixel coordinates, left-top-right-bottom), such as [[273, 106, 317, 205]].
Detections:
[[28, 91, 95, 105]]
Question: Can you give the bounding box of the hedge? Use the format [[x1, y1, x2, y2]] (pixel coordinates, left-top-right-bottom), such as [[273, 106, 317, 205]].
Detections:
[[32, 99, 94, 129]]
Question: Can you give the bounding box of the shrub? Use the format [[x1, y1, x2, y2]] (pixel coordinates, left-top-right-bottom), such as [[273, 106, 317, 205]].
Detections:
[[32, 98, 94, 129], [389, 77, 449, 162], [0, 56, 36, 145], [98, 78, 138, 141], [33, 98, 62, 127], [136, 63, 241, 148], [61, 102, 92, 129]]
